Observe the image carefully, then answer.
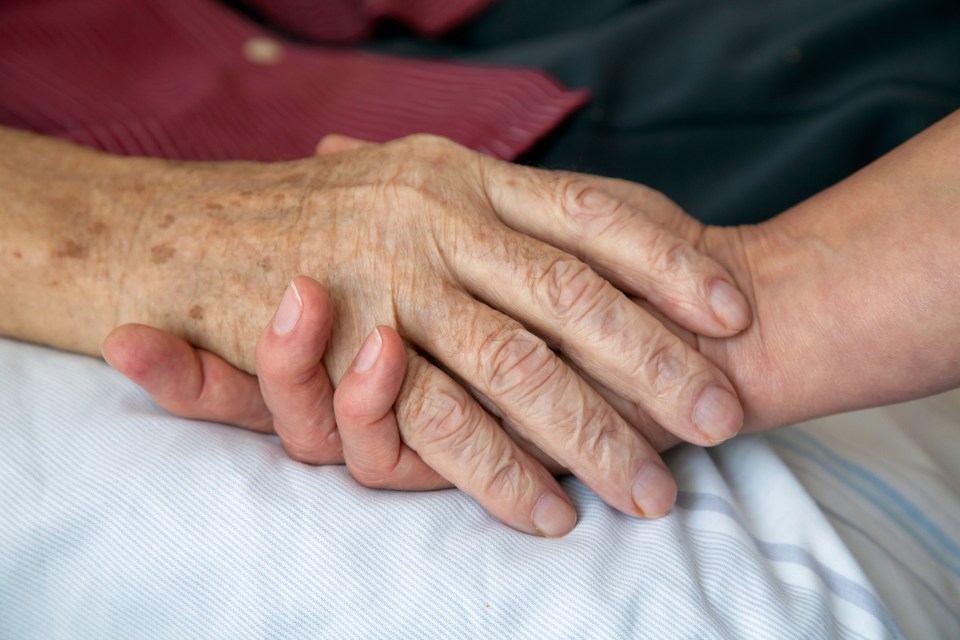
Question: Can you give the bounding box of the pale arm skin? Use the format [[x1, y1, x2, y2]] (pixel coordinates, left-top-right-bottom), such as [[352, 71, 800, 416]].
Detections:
[[0, 126, 753, 536], [131, 110, 960, 495], [590, 108, 960, 434], [703, 108, 960, 428]]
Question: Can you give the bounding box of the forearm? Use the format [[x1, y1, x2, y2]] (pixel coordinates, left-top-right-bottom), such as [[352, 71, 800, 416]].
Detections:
[[0, 127, 288, 368], [707, 110, 960, 430], [0, 127, 146, 354]]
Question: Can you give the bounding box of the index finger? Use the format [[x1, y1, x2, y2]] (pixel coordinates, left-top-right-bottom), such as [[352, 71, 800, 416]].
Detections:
[[481, 160, 751, 337]]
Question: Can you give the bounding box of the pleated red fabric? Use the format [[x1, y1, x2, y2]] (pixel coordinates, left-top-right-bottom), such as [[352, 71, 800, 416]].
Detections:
[[240, 0, 498, 43], [0, 0, 588, 162]]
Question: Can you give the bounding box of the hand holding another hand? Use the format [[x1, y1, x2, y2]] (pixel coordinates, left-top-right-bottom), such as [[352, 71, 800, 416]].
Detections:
[[104, 275, 449, 493], [105, 134, 751, 536]]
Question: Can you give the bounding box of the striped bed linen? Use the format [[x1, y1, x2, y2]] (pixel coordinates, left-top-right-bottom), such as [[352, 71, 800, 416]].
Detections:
[[767, 396, 960, 638], [2, 337, 957, 638]]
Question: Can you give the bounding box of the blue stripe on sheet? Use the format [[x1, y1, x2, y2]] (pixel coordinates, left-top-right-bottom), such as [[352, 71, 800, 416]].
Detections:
[[675, 491, 902, 639], [682, 530, 861, 638], [0, 339, 909, 639], [820, 503, 960, 629], [767, 430, 960, 578]]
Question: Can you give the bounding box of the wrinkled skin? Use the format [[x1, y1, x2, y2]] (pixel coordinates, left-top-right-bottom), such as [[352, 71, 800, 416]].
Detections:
[[112, 134, 750, 534], [107, 111, 960, 536]]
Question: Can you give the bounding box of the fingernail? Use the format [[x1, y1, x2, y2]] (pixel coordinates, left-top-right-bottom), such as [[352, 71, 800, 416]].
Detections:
[[354, 327, 382, 373], [532, 492, 577, 537], [631, 462, 676, 517], [709, 280, 750, 330], [694, 385, 743, 443], [273, 281, 302, 336]]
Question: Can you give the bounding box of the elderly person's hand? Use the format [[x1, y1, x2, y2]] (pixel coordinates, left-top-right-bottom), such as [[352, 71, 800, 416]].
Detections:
[[102, 110, 960, 540], [3, 127, 752, 536]]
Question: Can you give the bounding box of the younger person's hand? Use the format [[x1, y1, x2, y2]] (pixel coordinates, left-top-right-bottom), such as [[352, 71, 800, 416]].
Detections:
[[103, 275, 449, 492]]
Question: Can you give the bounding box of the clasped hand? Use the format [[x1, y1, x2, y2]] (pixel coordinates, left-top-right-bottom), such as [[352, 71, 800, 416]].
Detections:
[[104, 134, 750, 536]]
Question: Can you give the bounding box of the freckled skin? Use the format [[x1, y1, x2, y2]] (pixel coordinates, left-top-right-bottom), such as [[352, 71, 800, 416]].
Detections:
[[189, 305, 204, 320], [52, 239, 87, 260], [150, 244, 175, 264], [1, 128, 146, 352]]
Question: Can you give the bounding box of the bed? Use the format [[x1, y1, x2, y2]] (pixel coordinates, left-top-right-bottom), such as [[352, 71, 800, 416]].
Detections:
[[2, 336, 958, 638]]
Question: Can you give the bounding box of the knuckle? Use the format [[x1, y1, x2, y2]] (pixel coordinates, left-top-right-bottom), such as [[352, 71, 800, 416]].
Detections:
[[482, 447, 531, 502], [478, 323, 560, 405], [544, 396, 591, 446], [557, 175, 623, 224], [640, 342, 690, 399], [579, 418, 624, 470], [538, 256, 611, 320], [646, 231, 694, 276], [547, 398, 627, 473], [400, 378, 479, 454]]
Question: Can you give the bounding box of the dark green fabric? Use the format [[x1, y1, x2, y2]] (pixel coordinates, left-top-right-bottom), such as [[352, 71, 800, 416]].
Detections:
[[368, 0, 960, 224]]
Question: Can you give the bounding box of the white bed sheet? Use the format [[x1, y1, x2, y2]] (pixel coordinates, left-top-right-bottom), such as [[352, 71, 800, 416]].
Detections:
[[2, 337, 958, 639]]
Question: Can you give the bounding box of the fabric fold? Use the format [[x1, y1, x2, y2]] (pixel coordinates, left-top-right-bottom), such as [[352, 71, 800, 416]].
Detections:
[[0, 0, 587, 162]]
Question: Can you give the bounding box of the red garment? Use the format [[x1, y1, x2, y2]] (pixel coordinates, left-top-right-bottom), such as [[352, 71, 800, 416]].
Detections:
[[0, 0, 587, 162], [241, 0, 497, 43]]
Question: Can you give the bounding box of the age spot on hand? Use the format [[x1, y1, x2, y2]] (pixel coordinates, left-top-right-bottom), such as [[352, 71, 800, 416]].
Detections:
[[51, 239, 87, 260], [150, 244, 175, 264]]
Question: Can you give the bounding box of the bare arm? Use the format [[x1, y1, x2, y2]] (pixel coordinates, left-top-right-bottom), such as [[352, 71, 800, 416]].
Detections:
[[0, 127, 149, 353], [698, 109, 960, 430]]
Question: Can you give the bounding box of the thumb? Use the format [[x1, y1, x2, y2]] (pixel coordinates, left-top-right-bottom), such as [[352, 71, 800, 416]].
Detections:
[[255, 275, 340, 465]]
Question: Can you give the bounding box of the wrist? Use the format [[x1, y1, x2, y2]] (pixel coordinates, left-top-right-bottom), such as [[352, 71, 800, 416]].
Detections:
[[696, 221, 802, 432], [0, 131, 152, 355], [698, 113, 960, 432]]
